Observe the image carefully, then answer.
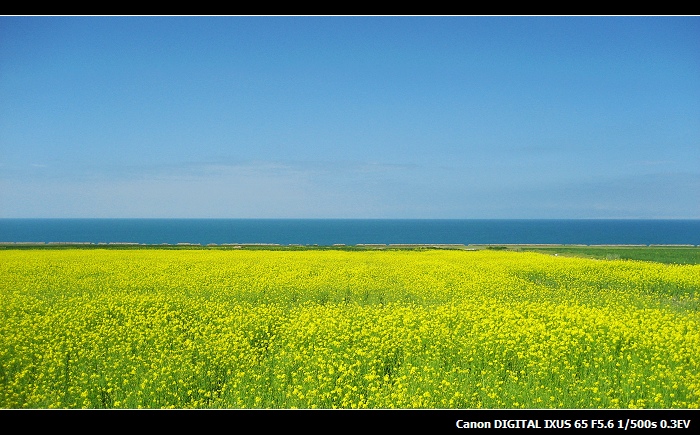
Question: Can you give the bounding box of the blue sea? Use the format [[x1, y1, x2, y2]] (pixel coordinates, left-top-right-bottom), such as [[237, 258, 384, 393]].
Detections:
[[0, 219, 698, 246]]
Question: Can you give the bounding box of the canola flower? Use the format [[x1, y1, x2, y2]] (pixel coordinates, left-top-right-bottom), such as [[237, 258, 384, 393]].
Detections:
[[0, 249, 698, 409]]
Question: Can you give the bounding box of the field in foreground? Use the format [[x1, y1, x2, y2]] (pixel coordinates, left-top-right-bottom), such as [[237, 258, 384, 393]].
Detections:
[[1, 248, 699, 409]]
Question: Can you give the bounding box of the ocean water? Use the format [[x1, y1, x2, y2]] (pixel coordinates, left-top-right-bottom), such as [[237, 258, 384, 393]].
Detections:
[[0, 219, 698, 246]]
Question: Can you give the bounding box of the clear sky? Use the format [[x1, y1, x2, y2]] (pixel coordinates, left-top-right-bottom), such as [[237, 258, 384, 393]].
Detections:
[[1, 16, 698, 218]]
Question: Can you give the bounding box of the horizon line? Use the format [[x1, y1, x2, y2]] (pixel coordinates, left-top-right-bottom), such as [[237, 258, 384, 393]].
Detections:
[[2, 217, 700, 221]]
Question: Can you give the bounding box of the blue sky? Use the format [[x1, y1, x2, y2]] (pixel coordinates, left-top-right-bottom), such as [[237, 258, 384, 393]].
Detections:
[[1, 16, 698, 218]]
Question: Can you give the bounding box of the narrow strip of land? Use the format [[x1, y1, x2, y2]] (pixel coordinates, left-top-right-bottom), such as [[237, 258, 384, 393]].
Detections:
[[1, 243, 699, 264]]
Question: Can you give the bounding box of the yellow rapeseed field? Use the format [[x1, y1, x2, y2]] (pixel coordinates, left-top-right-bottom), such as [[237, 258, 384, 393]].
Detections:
[[1, 248, 698, 409]]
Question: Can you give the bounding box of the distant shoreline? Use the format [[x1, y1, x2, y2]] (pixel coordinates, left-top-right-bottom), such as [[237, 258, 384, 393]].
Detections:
[[1, 242, 698, 249]]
